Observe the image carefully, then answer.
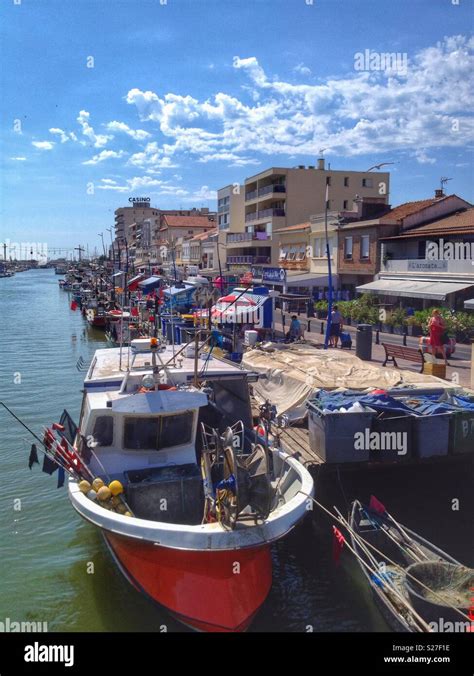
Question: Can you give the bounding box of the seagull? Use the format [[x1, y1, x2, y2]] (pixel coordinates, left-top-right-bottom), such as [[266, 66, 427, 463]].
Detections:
[[366, 162, 396, 171]]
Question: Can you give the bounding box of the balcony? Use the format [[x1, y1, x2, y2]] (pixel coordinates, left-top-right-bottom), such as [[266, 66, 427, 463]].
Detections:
[[227, 255, 271, 265], [245, 208, 285, 223], [245, 189, 258, 201], [218, 205, 230, 213], [227, 232, 270, 243], [258, 184, 286, 197], [280, 257, 309, 271]]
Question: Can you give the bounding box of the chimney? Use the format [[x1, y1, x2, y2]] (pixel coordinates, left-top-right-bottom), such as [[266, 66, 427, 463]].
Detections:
[[317, 157, 325, 170], [435, 188, 444, 199]]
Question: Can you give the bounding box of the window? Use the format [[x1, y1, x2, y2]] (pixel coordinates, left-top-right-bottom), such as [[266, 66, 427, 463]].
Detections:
[[344, 236, 353, 259], [344, 177, 349, 187], [362, 178, 373, 188], [279, 249, 288, 260], [361, 235, 370, 259], [343, 200, 348, 210], [92, 416, 113, 446], [123, 413, 194, 450], [296, 245, 306, 261]]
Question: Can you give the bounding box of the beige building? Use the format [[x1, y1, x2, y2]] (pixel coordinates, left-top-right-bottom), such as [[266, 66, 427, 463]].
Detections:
[[222, 159, 390, 274]]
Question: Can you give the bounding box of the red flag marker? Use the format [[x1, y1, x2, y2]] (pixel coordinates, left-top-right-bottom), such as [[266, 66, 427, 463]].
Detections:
[[332, 526, 345, 565], [369, 495, 387, 515], [70, 300, 78, 311]]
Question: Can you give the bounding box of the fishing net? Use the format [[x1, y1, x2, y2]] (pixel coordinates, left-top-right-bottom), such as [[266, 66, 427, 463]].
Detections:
[[405, 561, 474, 609]]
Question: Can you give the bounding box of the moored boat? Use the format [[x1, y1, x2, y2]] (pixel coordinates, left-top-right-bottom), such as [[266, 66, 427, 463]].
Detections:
[[65, 338, 314, 631], [348, 499, 473, 632]]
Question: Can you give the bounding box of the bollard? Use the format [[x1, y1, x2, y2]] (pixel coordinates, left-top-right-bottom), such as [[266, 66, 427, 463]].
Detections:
[[307, 320, 311, 332], [282, 315, 286, 328], [320, 321, 324, 335], [403, 332, 407, 346], [375, 329, 380, 345]]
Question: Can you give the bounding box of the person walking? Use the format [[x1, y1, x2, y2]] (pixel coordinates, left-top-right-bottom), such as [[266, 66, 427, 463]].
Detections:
[[428, 309, 448, 365], [330, 305, 343, 347]]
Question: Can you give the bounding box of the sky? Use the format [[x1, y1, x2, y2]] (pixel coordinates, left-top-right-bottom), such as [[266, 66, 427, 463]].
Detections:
[[1, 0, 473, 255]]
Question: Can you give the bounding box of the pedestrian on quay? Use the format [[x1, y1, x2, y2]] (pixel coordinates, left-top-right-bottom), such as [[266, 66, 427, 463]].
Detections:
[[428, 308, 448, 365], [330, 305, 343, 347], [287, 315, 303, 342]]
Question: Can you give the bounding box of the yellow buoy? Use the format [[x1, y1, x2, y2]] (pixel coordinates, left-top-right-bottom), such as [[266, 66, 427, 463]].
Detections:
[[97, 486, 112, 501], [108, 480, 124, 496], [78, 480, 92, 494], [92, 477, 105, 492]]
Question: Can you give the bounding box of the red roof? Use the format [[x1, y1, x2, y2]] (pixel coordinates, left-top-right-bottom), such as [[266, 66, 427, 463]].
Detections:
[[382, 196, 452, 222], [161, 214, 215, 228], [381, 208, 474, 240], [276, 221, 311, 233]]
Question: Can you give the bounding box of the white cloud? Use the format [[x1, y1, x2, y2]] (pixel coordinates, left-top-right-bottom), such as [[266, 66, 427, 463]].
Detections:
[[32, 141, 55, 150], [128, 141, 178, 169], [105, 120, 151, 140], [293, 63, 312, 76], [77, 110, 112, 148], [10, 156, 27, 161], [96, 175, 186, 195], [124, 36, 474, 165], [82, 150, 126, 165], [49, 127, 71, 143]]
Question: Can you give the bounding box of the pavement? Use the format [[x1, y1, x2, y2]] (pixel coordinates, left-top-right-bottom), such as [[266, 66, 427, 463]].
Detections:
[[273, 313, 473, 389]]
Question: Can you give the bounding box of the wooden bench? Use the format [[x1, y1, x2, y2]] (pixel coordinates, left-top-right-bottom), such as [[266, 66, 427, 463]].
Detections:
[[382, 342, 425, 373]]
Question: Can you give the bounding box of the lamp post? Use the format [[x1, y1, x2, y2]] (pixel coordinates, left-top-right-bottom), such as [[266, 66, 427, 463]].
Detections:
[[323, 184, 333, 349], [98, 232, 106, 257]]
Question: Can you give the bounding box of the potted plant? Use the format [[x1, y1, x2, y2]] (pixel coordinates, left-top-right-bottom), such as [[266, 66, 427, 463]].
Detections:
[[391, 307, 407, 335], [406, 315, 423, 337]]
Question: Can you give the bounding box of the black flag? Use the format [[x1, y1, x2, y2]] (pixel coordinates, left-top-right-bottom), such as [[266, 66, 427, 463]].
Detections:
[[28, 444, 39, 469], [42, 454, 58, 475]]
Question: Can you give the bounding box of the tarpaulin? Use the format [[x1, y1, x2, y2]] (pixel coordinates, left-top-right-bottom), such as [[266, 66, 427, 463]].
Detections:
[[242, 343, 460, 420]]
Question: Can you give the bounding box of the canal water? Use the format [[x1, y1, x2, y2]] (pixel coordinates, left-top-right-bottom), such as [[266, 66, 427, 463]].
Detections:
[[0, 269, 472, 632]]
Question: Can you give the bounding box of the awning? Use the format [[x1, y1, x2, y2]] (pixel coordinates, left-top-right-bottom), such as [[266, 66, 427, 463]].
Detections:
[[356, 278, 474, 301], [127, 273, 145, 291], [286, 273, 330, 287], [138, 275, 163, 293], [465, 299, 474, 310], [163, 283, 196, 297]]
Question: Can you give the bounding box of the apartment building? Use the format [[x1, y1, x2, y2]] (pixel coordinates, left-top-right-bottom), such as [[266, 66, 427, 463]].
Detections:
[[217, 184, 245, 232], [356, 194, 474, 309], [223, 159, 390, 274]]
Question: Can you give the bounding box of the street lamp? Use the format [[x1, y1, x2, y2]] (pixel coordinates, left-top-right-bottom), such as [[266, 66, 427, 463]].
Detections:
[[98, 232, 106, 257]]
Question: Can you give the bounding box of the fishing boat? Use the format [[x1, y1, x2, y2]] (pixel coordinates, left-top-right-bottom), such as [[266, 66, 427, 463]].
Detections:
[[348, 499, 473, 632], [62, 337, 314, 631]]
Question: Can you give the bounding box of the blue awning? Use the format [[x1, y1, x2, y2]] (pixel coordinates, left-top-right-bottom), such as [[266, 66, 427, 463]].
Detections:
[[138, 275, 163, 292]]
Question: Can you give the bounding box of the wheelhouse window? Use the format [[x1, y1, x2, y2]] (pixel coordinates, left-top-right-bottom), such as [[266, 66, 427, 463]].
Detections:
[[123, 413, 194, 450], [92, 416, 114, 446]]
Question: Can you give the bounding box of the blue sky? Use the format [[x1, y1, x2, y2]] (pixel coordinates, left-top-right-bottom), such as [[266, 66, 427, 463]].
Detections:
[[1, 0, 473, 254]]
